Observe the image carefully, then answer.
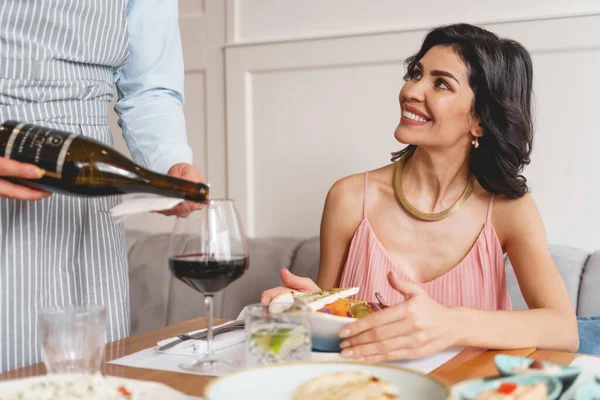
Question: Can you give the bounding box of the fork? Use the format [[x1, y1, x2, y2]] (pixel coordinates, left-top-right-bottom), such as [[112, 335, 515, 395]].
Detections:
[[157, 321, 244, 352], [178, 320, 244, 340], [375, 292, 389, 309]]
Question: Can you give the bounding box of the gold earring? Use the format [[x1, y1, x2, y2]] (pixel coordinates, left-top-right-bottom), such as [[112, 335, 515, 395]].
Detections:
[[471, 137, 479, 149]]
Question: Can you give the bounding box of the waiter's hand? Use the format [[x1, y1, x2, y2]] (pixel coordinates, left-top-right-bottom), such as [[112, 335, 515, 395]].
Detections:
[[158, 162, 204, 217], [0, 158, 51, 200]]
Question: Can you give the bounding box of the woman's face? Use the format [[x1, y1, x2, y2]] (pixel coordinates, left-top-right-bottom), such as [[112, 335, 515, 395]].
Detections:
[[394, 45, 480, 150]]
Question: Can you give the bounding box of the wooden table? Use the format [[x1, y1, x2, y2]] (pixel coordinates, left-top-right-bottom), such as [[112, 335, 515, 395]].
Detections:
[[0, 317, 580, 397]]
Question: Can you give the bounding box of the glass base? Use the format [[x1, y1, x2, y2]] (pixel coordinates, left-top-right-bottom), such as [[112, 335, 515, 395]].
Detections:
[[178, 356, 239, 375]]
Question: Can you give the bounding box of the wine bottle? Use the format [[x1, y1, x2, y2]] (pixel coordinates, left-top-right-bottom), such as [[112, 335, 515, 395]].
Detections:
[[0, 121, 209, 202]]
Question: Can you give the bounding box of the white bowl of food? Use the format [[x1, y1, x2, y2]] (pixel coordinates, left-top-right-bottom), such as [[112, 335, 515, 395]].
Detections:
[[269, 288, 386, 352]]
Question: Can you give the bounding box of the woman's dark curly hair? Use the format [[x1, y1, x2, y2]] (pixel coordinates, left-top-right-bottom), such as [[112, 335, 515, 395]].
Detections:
[[391, 23, 534, 198]]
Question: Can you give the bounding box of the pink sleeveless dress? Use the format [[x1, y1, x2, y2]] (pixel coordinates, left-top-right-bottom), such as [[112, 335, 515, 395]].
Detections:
[[339, 173, 512, 310]]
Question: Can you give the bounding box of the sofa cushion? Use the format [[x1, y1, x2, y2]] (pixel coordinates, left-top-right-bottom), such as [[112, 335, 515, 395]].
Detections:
[[290, 236, 320, 282], [577, 251, 600, 317], [126, 230, 173, 336], [505, 245, 589, 312]]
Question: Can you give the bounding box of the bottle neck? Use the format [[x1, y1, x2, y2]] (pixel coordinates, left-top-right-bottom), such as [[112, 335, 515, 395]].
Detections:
[[139, 169, 210, 202]]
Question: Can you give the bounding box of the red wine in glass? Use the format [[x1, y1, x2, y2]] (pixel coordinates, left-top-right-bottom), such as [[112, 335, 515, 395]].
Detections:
[[167, 199, 248, 374], [168, 253, 248, 294]]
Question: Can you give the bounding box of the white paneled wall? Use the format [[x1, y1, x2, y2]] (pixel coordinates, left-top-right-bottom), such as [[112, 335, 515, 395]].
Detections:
[[229, 0, 600, 44], [111, 2, 600, 252]]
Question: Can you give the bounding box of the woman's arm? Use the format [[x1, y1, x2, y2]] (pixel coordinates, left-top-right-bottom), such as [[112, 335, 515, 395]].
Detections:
[[316, 174, 364, 289], [453, 193, 579, 351]]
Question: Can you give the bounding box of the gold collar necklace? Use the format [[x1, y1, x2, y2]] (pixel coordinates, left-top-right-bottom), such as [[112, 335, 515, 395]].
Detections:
[[394, 150, 475, 221]]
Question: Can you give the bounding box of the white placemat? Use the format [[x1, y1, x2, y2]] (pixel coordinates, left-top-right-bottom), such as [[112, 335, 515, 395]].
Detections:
[[570, 354, 600, 373], [109, 343, 246, 377], [108, 342, 464, 377]]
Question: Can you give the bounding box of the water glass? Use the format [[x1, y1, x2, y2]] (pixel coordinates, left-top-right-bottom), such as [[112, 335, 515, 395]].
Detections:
[[244, 303, 311, 367], [39, 305, 106, 374]]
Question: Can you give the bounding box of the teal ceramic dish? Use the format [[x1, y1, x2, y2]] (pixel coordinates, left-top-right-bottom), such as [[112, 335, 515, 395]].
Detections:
[[494, 354, 581, 388], [453, 374, 562, 400], [576, 381, 600, 400]]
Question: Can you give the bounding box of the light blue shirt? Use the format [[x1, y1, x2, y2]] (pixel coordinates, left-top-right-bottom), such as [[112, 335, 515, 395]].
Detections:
[[113, 0, 193, 174]]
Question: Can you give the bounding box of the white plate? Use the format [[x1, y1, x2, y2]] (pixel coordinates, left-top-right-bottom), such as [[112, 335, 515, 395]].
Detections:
[[204, 361, 451, 399], [0, 374, 193, 399]]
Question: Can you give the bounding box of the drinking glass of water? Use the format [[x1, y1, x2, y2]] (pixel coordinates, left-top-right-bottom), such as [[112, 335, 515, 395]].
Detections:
[[39, 305, 106, 374], [244, 303, 311, 367]]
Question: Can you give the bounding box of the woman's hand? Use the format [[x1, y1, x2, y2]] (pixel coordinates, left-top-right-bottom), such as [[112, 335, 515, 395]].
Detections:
[[338, 271, 459, 362], [260, 268, 320, 305], [0, 158, 51, 200]]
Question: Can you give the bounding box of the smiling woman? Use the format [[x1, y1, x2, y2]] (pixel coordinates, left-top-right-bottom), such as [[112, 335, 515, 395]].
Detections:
[[261, 23, 579, 362], [392, 24, 533, 198]]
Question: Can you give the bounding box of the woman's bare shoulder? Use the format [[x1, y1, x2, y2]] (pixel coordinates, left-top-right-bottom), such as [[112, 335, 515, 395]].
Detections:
[[327, 173, 363, 204], [327, 165, 393, 201], [493, 192, 539, 217], [323, 165, 394, 225], [492, 192, 545, 245], [323, 173, 364, 223]]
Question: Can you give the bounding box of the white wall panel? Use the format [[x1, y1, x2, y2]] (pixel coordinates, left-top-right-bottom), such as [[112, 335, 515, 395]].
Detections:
[[250, 63, 403, 237], [230, 0, 600, 44]]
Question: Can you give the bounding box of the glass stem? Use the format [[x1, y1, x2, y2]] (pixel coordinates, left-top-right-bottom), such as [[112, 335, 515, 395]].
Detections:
[[204, 294, 215, 359]]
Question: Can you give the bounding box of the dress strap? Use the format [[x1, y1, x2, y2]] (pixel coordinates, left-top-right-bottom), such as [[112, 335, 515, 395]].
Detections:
[[486, 194, 495, 223], [363, 172, 369, 219]]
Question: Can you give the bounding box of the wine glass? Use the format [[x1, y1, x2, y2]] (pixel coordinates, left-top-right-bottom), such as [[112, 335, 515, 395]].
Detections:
[[168, 199, 248, 374]]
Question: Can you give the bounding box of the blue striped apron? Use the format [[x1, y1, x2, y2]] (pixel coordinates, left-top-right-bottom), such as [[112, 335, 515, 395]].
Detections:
[[0, 0, 131, 372]]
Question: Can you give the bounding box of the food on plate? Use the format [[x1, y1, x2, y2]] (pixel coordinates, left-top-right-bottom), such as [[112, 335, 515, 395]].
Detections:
[[285, 287, 360, 311], [511, 359, 562, 375], [2, 374, 135, 400], [475, 381, 547, 400], [318, 298, 384, 318], [271, 287, 387, 319], [293, 371, 399, 400]]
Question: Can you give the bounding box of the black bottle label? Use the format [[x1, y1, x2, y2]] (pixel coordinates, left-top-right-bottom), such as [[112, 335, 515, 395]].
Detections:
[[4, 123, 76, 177]]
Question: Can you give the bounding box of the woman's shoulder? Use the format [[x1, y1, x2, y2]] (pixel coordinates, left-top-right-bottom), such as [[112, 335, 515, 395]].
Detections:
[[493, 191, 539, 217], [320, 174, 365, 239], [328, 172, 363, 196], [324, 164, 394, 222], [326, 165, 394, 205], [491, 192, 545, 245]]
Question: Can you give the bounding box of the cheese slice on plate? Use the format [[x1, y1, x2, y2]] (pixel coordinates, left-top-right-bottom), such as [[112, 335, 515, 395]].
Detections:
[[270, 287, 359, 312]]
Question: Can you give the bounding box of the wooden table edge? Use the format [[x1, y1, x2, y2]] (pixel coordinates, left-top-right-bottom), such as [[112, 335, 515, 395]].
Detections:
[[0, 317, 587, 396]]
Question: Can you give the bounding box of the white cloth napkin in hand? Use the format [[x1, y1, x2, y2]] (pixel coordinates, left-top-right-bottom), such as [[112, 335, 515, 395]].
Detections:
[[156, 322, 246, 356], [110, 194, 183, 222]]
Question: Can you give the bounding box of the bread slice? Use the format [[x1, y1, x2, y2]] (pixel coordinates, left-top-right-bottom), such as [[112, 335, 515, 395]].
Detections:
[[293, 371, 399, 400], [290, 288, 359, 311]]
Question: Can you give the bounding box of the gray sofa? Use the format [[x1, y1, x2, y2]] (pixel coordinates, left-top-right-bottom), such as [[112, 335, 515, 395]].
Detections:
[[126, 230, 600, 337]]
